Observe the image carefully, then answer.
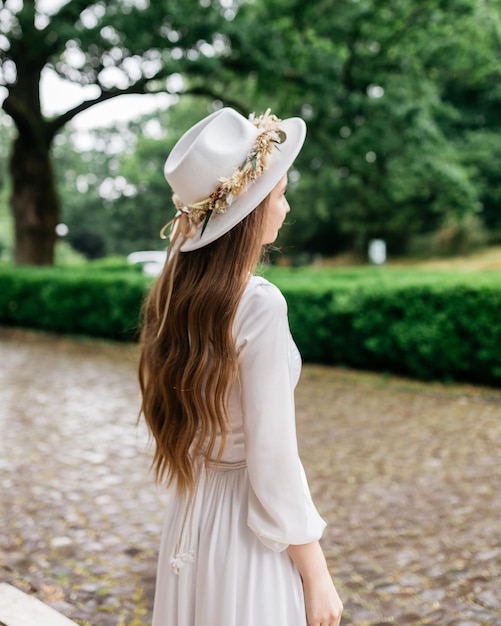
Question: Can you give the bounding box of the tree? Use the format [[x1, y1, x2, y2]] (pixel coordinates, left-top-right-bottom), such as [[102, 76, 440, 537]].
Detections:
[[0, 0, 237, 265], [225, 0, 501, 255], [4, 0, 500, 264]]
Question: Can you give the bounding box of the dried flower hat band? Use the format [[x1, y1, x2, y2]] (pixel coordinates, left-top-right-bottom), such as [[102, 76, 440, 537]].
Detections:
[[160, 109, 287, 243]]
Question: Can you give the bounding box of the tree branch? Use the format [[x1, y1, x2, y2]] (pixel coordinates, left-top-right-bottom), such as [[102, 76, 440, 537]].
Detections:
[[46, 78, 153, 137], [2, 91, 48, 148], [46, 51, 251, 138]]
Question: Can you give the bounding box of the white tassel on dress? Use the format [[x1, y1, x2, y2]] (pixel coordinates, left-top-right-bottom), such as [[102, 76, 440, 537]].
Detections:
[[170, 550, 195, 574], [169, 459, 247, 574]]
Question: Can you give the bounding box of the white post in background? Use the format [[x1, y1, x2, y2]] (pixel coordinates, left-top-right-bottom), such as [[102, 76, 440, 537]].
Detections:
[[368, 239, 386, 265]]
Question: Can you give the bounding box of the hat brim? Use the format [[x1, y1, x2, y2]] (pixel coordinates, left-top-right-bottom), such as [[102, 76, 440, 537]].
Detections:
[[179, 117, 306, 252]]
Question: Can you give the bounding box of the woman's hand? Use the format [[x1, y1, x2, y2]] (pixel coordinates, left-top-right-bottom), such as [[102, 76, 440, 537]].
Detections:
[[287, 541, 343, 626], [302, 569, 343, 626]]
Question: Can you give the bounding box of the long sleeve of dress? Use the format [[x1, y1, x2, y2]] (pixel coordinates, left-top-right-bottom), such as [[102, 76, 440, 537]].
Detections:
[[235, 278, 326, 552]]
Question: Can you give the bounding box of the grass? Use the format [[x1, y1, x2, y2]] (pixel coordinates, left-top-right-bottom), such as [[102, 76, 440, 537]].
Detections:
[[263, 253, 501, 291]]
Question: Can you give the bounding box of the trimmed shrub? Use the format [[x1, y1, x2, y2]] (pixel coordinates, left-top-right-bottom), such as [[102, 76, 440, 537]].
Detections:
[[1, 264, 500, 385], [329, 285, 501, 384], [0, 266, 149, 341], [278, 278, 501, 386]]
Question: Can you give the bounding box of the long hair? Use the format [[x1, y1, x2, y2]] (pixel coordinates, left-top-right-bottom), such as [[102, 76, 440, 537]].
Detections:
[[139, 199, 268, 494]]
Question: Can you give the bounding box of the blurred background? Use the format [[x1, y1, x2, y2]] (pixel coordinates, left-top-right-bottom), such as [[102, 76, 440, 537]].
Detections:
[[1, 0, 500, 386], [1, 0, 500, 268]]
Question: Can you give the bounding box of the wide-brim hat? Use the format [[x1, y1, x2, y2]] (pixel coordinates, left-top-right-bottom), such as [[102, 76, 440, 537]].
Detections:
[[163, 107, 306, 251]]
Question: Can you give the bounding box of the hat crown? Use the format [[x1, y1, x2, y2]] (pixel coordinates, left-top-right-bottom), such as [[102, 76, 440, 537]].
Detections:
[[161, 107, 306, 251], [164, 108, 260, 206]]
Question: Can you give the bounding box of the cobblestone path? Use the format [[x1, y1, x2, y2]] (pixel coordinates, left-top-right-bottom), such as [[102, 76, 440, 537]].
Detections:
[[0, 328, 500, 626]]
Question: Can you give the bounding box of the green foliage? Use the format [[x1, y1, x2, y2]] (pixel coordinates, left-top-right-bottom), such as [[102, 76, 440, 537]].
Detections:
[[1, 264, 500, 385], [3, 0, 501, 261], [44, 0, 501, 260], [54, 240, 88, 266], [0, 113, 13, 259], [266, 266, 501, 385], [455, 129, 501, 233], [0, 0, 249, 263], [0, 266, 148, 341], [85, 255, 143, 273], [326, 285, 501, 384], [218, 0, 501, 254]]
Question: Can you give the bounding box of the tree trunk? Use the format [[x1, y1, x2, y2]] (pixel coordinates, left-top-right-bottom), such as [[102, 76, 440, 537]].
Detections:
[[2, 0, 60, 267], [3, 27, 60, 267], [9, 129, 59, 265]]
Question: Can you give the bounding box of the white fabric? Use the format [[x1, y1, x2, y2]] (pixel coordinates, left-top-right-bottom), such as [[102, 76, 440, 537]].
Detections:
[[152, 276, 326, 626], [164, 108, 260, 206], [163, 107, 307, 251]]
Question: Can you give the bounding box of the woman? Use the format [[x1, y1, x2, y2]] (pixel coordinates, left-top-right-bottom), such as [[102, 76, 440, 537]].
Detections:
[[139, 107, 343, 626]]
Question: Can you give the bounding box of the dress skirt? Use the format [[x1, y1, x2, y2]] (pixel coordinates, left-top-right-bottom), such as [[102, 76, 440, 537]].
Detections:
[[151, 462, 307, 626]]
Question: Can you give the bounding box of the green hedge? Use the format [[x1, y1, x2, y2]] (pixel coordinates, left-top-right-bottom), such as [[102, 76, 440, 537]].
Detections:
[[268, 266, 501, 385], [0, 266, 148, 341], [283, 282, 501, 385], [1, 264, 500, 385]]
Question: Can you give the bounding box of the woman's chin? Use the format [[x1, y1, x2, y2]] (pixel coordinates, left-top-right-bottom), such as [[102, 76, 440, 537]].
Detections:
[[261, 232, 279, 245]]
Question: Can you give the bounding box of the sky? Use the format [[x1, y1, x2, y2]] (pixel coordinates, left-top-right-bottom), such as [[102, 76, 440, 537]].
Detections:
[[40, 68, 172, 131]]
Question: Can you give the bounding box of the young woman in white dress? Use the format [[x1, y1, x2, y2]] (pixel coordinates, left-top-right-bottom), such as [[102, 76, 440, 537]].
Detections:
[[139, 107, 343, 626]]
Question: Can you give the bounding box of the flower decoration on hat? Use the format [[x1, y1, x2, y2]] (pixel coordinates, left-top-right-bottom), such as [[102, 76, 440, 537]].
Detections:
[[160, 109, 287, 242]]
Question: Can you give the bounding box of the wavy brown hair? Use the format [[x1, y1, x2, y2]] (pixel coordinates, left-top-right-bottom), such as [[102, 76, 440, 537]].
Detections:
[[139, 199, 268, 494]]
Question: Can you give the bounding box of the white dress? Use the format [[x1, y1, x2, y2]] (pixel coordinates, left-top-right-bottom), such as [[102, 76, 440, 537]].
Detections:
[[151, 276, 326, 626]]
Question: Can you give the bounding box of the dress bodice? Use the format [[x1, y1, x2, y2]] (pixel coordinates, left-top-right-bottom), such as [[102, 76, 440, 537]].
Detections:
[[214, 275, 301, 463]]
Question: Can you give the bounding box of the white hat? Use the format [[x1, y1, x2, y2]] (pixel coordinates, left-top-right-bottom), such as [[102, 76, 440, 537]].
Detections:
[[162, 107, 306, 251]]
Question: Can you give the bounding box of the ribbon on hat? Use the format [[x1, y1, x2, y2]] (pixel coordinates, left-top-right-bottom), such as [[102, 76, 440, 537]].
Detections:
[[155, 195, 199, 339], [159, 194, 199, 244]]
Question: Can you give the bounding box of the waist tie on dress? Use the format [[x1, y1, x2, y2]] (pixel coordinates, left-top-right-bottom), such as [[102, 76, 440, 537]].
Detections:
[[170, 458, 247, 574]]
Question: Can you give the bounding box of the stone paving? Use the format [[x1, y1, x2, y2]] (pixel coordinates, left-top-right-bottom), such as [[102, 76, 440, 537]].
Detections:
[[0, 328, 500, 626]]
